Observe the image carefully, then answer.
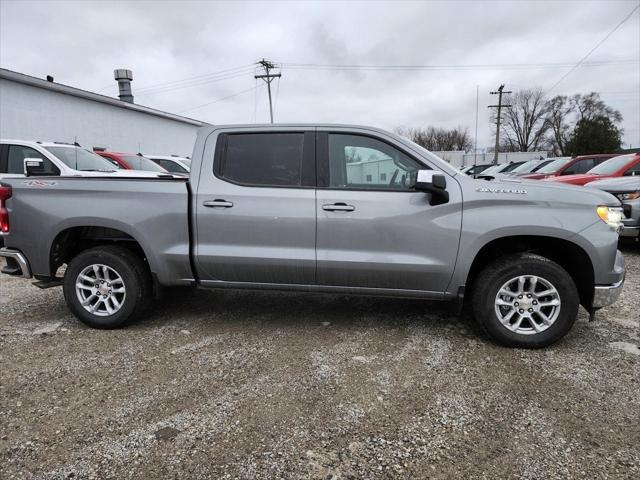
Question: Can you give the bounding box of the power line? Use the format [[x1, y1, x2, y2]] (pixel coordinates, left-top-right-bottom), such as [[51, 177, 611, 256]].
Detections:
[[177, 84, 264, 114], [545, 3, 640, 95], [136, 68, 255, 97], [136, 67, 256, 96], [135, 64, 255, 92], [281, 59, 638, 72], [92, 64, 254, 93]]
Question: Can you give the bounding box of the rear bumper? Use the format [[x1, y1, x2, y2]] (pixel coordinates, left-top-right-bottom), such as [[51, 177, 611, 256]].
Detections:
[[592, 249, 625, 308], [0, 247, 32, 278]]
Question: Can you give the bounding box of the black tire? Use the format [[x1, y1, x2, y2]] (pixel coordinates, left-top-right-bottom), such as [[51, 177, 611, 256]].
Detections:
[[471, 253, 579, 348], [63, 245, 151, 329]]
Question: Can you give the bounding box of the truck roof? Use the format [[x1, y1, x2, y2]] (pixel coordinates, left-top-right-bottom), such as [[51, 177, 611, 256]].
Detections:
[[197, 124, 460, 177]]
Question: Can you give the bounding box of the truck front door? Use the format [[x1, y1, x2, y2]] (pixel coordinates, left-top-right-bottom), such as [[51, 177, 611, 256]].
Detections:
[[315, 131, 463, 293]]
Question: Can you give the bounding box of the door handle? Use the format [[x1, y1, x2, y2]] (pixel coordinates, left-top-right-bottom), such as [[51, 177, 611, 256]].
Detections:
[[203, 199, 234, 208], [322, 203, 355, 212]]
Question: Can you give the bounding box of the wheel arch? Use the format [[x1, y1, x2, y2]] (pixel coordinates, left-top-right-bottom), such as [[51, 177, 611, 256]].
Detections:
[[48, 223, 157, 279], [464, 235, 595, 309]]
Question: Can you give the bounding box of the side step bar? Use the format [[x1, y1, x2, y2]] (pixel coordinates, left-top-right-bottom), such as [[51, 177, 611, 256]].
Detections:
[[0, 248, 32, 278]]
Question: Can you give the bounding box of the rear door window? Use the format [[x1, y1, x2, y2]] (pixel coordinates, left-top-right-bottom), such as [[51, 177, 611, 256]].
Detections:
[[217, 133, 307, 187]]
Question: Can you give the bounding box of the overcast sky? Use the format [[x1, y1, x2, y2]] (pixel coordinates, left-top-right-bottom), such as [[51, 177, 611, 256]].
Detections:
[[1, 0, 639, 150]]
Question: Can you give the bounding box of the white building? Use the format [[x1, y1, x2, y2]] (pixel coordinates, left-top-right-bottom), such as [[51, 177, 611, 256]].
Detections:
[[0, 68, 204, 156]]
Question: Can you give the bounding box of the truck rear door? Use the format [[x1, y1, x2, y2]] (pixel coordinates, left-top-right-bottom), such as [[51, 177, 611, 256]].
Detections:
[[194, 129, 316, 285]]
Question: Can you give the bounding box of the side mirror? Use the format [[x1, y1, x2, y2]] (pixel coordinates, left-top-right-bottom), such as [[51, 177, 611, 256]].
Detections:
[[413, 170, 449, 205], [24, 158, 46, 177]]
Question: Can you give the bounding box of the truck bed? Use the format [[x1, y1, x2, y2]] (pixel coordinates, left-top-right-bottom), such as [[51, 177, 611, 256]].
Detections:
[[1, 176, 193, 285]]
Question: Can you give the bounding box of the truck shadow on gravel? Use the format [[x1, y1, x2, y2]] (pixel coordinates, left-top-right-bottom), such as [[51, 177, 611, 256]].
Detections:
[[137, 240, 636, 338], [145, 286, 482, 337]]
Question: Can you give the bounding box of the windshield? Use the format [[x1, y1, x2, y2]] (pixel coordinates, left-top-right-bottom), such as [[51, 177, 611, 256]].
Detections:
[[531, 159, 553, 172], [122, 155, 167, 172], [536, 157, 572, 174], [588, 154, 635, 175], [468, 164, 492, 174], [510, 160, 542, 173], [500, 162, 525, 172], [480, 164, 502, 174], [45, 146, 116, 172]]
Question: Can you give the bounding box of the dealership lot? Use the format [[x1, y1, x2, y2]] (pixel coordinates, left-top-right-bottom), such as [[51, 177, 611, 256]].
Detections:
[[0, 243, 638, 479]]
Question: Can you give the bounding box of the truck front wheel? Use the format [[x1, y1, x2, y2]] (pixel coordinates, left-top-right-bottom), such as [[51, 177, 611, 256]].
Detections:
[[471, 253, 579, 348], [63, 245, 151, 328]]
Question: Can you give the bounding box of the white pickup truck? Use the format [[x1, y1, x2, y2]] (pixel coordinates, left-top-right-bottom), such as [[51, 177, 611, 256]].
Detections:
[[0, 140, 175, 179]]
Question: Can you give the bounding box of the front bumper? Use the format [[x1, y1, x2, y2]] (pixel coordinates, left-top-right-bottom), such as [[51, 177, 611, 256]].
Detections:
[[620, 226, 639, 238], [592, 249, 625, 308], [592, 278, 625, 308], [0, 247, 32, 278], [620, 201, 639, 237]]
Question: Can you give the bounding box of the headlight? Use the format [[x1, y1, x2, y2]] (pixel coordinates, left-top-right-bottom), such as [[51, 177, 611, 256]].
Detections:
[[597, 205, 624, 232], [616, 191, 640, 201]]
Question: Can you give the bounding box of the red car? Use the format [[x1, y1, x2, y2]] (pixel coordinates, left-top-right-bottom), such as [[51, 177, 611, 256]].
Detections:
[[542, 153, 640, 186], [95, 150, 168, 173], [520, 154, 618, 180]]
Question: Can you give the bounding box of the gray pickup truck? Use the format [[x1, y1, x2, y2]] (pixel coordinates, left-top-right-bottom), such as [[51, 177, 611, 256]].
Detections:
[[0, 125, 626, 347]]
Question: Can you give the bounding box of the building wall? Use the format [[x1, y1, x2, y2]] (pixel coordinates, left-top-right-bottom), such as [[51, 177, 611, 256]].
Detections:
[[346, 158, 399, 184], [0, 79, 199, 156], [432, 151, 466, 168], [460, 151, 548, 167]]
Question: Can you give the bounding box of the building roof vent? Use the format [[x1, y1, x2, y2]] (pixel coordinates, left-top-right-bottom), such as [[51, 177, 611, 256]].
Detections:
[[114, 68, 134, 103]]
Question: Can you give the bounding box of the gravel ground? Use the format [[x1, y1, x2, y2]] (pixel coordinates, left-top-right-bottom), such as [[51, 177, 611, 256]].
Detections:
[[1, 242, 638, 479]]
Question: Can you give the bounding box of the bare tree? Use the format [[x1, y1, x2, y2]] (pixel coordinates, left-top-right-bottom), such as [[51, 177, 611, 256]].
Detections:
[[573, 92, 622, 123], [546, 95, 574, 156], [546, 92, 623, 156], [495, 89, 550, 152], [395, 126, 472, 152]]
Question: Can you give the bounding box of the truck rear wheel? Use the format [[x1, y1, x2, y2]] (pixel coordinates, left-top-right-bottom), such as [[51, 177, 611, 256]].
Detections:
[[471, 253, 579, 348], [63, 245, 151, 329]]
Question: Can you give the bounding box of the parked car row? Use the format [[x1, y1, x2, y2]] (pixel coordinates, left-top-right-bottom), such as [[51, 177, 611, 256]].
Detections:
[[540, 154, 640, 241], [0, 139, 192, 180], [588, 176, 640, 240], [459, 152, 640, 241], [146, 155, 192, 174], [94, 150, 191, 176]]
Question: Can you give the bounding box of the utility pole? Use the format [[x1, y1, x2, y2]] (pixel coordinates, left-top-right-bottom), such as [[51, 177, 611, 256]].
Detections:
[[488, 84, 512, 164], [473, 84, 479, 166], [254, 58, 281, 123]]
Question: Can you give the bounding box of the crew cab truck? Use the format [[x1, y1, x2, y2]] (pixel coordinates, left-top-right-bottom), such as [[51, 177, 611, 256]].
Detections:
[[0, 125, 626, 348]]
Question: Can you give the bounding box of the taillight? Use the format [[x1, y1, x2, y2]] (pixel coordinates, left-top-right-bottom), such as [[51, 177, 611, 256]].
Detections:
[[0, 184, 11, 233]]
